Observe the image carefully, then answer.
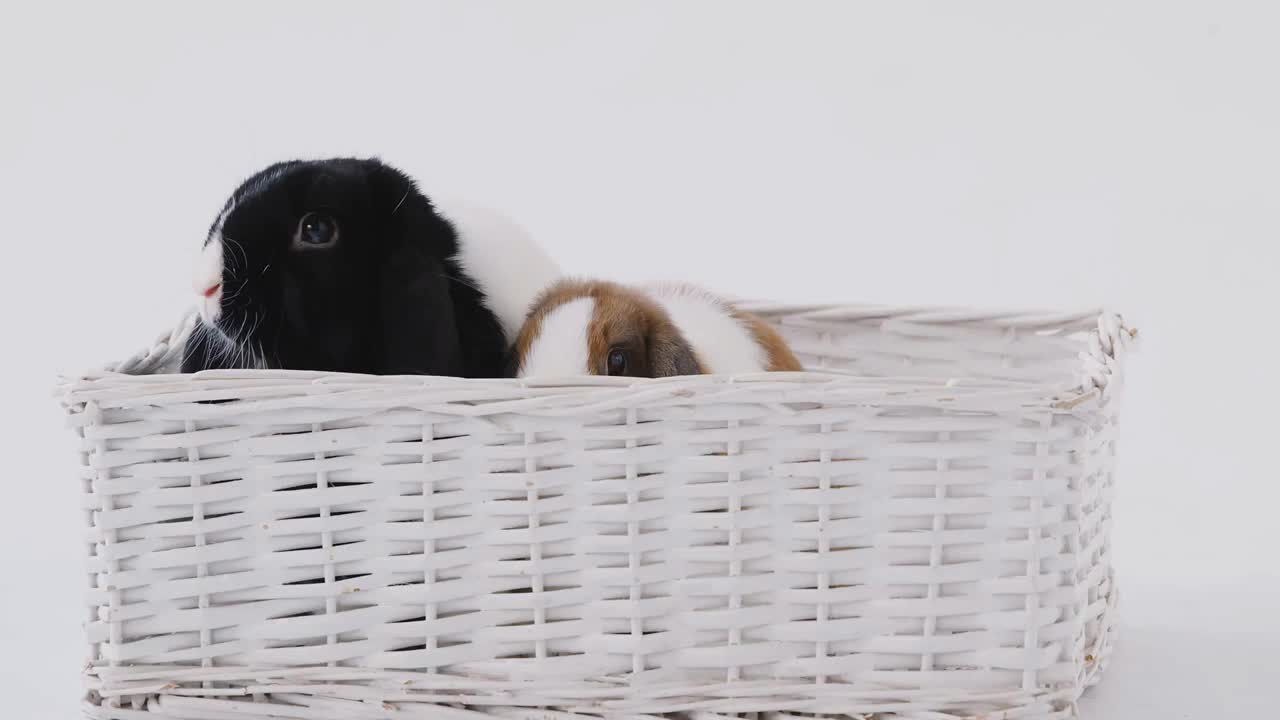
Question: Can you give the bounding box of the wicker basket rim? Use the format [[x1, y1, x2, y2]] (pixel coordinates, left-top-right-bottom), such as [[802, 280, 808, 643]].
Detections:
[[59, 303, 1136, 413]]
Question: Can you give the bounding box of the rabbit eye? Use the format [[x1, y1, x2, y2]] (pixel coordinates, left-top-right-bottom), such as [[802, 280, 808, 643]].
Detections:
[[606, 347, 628, 376], [295, 212, 339, 248]]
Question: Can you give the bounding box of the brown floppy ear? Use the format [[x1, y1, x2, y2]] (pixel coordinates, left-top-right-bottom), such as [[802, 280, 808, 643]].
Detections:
[[647, 324, 702, 377]]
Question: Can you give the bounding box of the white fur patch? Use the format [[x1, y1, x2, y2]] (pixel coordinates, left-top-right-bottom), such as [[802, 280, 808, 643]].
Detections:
[[646, 284, 767, 375], [518, 297, 594, 377], [432, 197, 562, 344]]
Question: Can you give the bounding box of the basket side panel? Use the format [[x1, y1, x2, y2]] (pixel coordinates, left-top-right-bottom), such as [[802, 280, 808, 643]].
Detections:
[[77, 386, 1114, 718]]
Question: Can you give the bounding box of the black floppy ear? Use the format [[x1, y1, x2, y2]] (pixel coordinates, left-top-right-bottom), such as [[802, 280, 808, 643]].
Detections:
[[365, 161, 468, 376], [377, 239, 464, 376], [648, 328, 702, 377], [365, 159, 508, 378]]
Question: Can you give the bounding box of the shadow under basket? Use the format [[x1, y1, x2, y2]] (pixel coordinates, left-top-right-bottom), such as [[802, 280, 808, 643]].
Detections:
[[60, 303, 1135, 720]]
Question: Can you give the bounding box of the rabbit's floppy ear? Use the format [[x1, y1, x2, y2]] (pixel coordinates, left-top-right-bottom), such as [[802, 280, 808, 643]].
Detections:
[[376, 238, 464, 376], [370, 164, 466, 376], [647, 323, 702, 377], [366, 159, 509, 378]]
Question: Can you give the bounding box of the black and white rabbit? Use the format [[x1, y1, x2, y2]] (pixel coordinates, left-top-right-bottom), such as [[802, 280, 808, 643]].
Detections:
[[181, 158, 560, 377]]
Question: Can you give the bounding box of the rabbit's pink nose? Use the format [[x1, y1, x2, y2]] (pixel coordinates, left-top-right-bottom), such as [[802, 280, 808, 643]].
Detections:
[[201, 282, 221, 298]]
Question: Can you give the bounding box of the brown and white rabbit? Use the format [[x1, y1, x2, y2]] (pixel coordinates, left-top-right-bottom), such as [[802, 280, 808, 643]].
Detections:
[[511, 279, 802, 378]]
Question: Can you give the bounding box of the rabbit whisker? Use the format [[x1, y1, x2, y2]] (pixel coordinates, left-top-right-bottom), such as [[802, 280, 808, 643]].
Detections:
[[245, 311, 264, 362], [221, 279, 250, 306], [224, 235, 248, 274], [391, 190, 410, 215], [431, 272, 483, 295], [193, 321, 213, 370], [239, 313, 256, 368]]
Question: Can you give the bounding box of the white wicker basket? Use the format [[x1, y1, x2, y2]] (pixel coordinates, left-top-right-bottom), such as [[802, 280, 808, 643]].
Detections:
[[61, 303, 1134, 720]]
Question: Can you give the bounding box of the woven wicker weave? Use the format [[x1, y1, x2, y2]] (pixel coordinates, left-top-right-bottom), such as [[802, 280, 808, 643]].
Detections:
[[60, 304, 1134, 720]]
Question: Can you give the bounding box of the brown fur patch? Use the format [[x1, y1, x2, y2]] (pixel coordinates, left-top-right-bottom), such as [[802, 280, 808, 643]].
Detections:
[[733, 310, 804, 372], [585, 285, 658, 375]]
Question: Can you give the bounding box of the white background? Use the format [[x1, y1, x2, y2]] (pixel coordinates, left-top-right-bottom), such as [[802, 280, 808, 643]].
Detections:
[[3, 1, 1277, 717]]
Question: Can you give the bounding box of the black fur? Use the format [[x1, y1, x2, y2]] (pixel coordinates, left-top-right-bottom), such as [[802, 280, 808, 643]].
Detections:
[[180, 158, 507, 377]]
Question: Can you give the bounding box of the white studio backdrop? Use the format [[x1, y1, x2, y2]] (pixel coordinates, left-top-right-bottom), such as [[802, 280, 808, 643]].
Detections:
[[2, 1, 1276, 718]]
